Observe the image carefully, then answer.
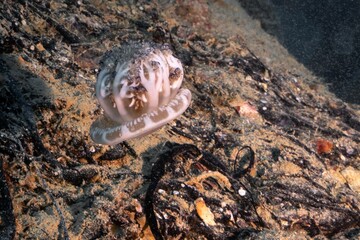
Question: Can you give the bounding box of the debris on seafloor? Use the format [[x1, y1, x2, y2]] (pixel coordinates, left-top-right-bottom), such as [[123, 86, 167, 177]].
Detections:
[[194, 197, 217, 226], [315, 138, 334, 154], [144, 143, 261, 239], [229, 99, 264, 125]]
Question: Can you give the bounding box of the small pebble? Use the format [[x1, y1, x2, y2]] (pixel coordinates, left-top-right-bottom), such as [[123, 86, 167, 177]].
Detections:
[[238, 188, 246, 196]]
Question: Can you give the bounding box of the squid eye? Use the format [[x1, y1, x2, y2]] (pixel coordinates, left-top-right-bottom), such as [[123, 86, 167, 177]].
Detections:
[[90, 42, 192, 145]]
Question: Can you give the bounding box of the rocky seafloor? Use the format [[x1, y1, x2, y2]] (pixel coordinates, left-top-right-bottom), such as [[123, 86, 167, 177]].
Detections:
[[0, 0, 359, 239]]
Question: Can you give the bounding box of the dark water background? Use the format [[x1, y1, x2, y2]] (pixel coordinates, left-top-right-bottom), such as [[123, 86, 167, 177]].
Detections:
[[240, 0, 360, 104]]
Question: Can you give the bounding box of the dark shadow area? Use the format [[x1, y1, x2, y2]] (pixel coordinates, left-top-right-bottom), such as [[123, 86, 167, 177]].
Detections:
[[0, 54, 53, 239], [0, 154, 15, 240], [0, 54, 53, 155], [239, 0, 360, 104]]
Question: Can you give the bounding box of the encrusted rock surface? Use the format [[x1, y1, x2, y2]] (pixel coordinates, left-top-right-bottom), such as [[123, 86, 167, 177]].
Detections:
[[0, 0, 359, 239]]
